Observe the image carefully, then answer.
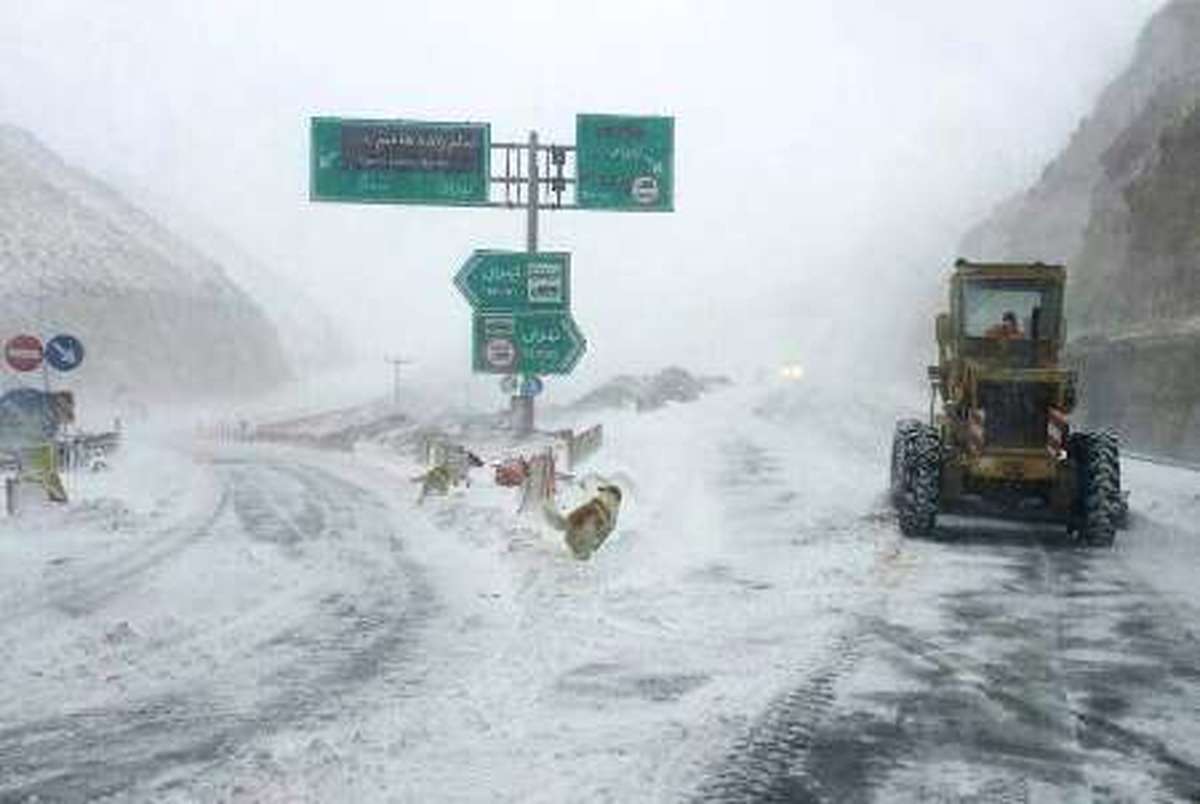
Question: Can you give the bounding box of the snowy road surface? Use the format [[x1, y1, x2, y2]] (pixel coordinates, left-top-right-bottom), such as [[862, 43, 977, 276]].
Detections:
[[1, 384, 1198, 802], [0, 447, 432, 801]]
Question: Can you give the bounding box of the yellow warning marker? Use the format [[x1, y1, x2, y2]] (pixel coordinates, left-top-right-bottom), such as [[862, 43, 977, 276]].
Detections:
[[22, 443, 68, 503]]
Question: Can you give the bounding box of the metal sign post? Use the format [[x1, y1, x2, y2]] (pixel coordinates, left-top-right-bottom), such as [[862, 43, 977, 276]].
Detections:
[[527, 130, 539, 252], [515, 130, 540, 436]]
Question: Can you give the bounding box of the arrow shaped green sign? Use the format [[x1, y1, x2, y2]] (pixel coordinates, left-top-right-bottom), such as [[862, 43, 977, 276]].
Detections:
[[455, 250, 570, 312], [473, 311, 586, 375]]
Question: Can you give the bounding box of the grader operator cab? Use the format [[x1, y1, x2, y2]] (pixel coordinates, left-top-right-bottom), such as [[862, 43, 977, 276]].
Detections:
[[890, 259, 1125, 545]]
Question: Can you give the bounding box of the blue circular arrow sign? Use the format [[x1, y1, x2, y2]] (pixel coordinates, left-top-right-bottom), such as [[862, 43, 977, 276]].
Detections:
[[45, 334, 85, 372], [519, 375, 544, 397]]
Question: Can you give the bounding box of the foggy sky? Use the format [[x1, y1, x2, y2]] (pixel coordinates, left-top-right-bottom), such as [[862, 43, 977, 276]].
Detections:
[[0, 0, 1168, 393]]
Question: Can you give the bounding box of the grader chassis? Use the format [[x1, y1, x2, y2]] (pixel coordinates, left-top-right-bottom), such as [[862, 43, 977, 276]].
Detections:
[[890, 259, 1125, 545]]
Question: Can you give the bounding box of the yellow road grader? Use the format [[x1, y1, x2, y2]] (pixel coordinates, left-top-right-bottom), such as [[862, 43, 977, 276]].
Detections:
[[890, 259, 1125, 545]]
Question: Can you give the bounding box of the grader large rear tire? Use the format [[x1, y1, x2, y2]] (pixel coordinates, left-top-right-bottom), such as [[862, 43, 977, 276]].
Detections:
[[1096, 430, 1128, 530], [890, 419, 922, 503]]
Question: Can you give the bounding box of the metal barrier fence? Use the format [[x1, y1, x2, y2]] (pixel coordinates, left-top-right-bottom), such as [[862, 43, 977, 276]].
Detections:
[[196, 420, 256, 442], [1, 431, 121, 514], [0, 431, 121, 476], [517, 448, 557, 514], [565, 424, 603, 469]]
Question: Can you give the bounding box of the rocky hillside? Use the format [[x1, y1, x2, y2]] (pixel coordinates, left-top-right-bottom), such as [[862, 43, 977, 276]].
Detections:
[[570, 367, 731, 414], [0, 125, 290, 409], [961, 0, 1200, 458], [119, 185, 352, 377]]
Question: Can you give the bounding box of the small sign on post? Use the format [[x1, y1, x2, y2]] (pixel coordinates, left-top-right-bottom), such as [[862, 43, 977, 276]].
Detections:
[[475, 315, 519, 374], [45, 335, 85, 372], [5, 335, 43, 373]]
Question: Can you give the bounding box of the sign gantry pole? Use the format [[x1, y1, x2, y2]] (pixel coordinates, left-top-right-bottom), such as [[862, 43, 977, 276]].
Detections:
[[527, 130, 539, 252], [515, 130, 541, 436]]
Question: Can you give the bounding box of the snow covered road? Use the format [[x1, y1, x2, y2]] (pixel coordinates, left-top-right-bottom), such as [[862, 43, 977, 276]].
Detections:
[[696, 444, 1200, 802], [1, 384, 1198, 802], [703, 512, 1200, 801], [0, 446, 432, 801]]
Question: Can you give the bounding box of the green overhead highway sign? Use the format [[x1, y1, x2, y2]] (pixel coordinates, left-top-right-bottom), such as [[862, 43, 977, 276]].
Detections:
[[310, 118, 490, 205], [576, 114, 674, 212], [455, 250, 570, 312], [473, 311, 586, 375], [308, 111, 676, 430]]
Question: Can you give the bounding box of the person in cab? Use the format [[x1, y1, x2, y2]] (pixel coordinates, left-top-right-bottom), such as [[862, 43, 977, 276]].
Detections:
[[985, 310, 1024, 340]]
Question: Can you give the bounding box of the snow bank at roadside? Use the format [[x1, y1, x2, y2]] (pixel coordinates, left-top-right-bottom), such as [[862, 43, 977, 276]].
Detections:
[[1119, 459, 1200, 618], [266, 378, 908, 803]]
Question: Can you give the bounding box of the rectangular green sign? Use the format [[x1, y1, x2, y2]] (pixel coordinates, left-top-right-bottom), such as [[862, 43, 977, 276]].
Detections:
[[310, 117, 490, 205], [455, 251, 570, 312], [576, 114, 674, 212], [473, 311, 586, 375]]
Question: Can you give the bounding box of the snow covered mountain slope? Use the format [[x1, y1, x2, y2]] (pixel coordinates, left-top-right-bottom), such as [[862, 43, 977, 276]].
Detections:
[[0, 124, 290, 404], [107, 181, 352, 376], [960, 0, 1200, 460], [960, 0, 1200, 277]]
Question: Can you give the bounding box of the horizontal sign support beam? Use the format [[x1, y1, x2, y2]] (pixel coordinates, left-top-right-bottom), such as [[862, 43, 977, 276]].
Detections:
[[475, 202, 583, 210], [491, 142, 577, 153], [490, 176, 577, 185]]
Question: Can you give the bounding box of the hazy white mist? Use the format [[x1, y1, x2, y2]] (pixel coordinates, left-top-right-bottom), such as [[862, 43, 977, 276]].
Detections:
[[0, 0, 1167, 396]]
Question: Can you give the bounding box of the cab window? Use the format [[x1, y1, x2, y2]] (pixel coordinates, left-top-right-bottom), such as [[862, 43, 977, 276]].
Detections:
[[961, 281, 1058, 340]]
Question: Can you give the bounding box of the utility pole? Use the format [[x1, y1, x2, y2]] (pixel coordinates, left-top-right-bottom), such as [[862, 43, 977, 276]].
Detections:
[[384, 355, 411, 407]]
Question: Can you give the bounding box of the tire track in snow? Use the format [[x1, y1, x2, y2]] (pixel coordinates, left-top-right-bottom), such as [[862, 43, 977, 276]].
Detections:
[[693, 435, 907, 803], [2, 483, 231, 622], [0, 454, 434, 802], [1049, 544, 1200, 799], [699, 516, 1200, 802]]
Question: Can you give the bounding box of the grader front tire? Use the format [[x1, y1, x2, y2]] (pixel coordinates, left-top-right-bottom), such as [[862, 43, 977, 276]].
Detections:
[[895, 423, 941, 539], [1070, 431, 1120, 547]]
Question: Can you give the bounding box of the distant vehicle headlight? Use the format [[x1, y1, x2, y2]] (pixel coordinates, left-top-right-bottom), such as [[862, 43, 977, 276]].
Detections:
[[778, 365, 805, 381]]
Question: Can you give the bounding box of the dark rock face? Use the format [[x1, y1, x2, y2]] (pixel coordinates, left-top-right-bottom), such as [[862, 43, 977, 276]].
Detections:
[[961, 1, 1200, 274], [0, 125, 290, 404], [1074, 335, 1200, 459], [961, 1, 1200, 459]]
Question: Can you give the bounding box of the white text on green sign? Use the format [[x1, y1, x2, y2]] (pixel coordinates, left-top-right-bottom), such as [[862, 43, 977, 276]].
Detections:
[[576, 114, 674, 212], [310, 118, 490, 205], [455, 251, 571, 312], [472, 311, 586, 375]]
